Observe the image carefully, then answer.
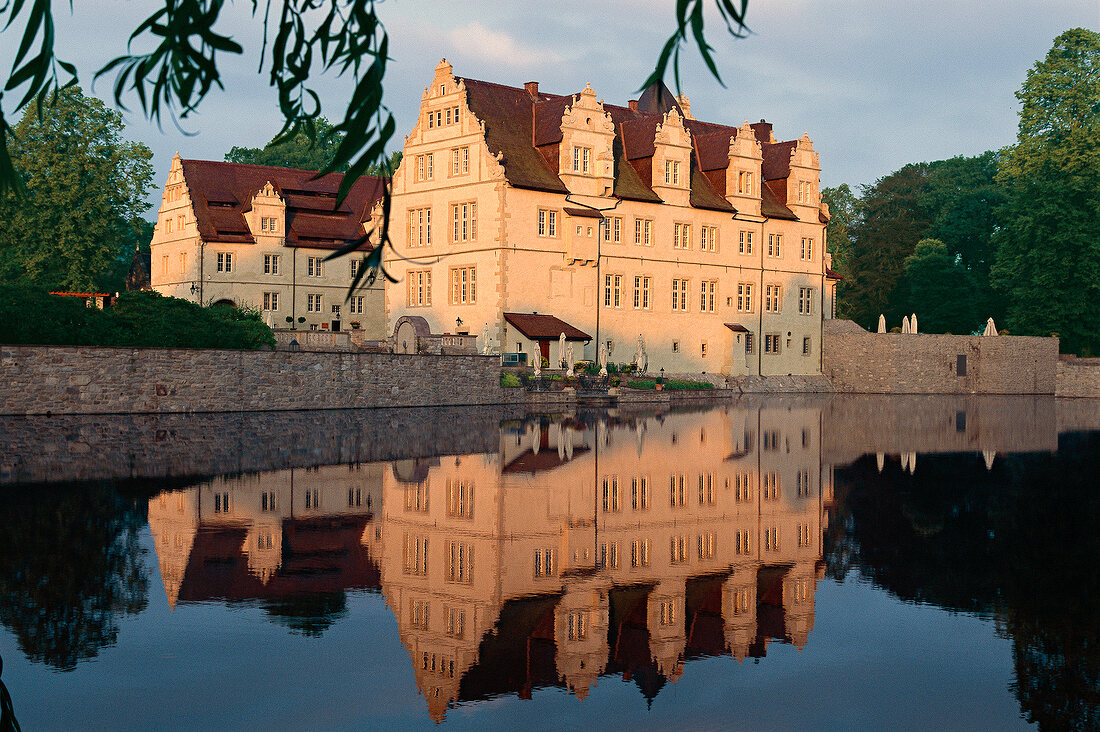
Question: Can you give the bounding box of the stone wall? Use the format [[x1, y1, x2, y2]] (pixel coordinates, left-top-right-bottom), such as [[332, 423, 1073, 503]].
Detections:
[[0, 345, 511, 415], [1056, 355, 1100, 398], [822, 320, 1058, 394]]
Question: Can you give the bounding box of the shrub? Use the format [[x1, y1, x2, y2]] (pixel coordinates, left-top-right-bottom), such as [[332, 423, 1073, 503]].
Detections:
[[625, 379, 656, 390], [500, 372, 521, 388], [664, 379, 715, 390]]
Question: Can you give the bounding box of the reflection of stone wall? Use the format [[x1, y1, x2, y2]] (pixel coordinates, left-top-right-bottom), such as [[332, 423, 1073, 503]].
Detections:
[[823, 322, 1058, 394], [1056, 355, 1100, 398], [0, 406, 521, 485], [0, 346, 522, 415]]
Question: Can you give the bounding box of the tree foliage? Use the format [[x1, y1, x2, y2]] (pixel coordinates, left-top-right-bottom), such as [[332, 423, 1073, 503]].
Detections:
[[225, 117, 347, 171], [0, 87, 154, 292], [899, 239, 975, 334], [991, 28, 1100, 355]]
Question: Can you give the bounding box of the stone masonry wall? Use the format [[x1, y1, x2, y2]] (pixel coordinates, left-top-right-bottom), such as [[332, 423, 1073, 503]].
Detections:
[[1056, 355, 1100, 398], [0, 346, 515, 415], [822, 320, 1058, 394]]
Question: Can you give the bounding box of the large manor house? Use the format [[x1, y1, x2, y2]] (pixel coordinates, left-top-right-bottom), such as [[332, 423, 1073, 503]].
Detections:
[[148, 60, 838, 376]]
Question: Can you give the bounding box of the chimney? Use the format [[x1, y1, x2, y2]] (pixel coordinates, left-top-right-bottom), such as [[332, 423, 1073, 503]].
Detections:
[[524, 81, 539, 99], [628, 99, 638, 112]]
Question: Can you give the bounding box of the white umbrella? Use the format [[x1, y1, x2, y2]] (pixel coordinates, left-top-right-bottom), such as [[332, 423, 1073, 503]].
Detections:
[[876, 453, 885, 473], [531, 421, 541, 454], [983, 317, 998, 336], [910, 313, 918, 334], [982, 449, 996, 471], [558, 332, 566, 368], [877, 314, 886, 333], [534, 355, 541, 377], [566, 343, 575, 377], [598, 342, 608, 377], [907, 452, 916, 475], [901, 452, 909, 471], [901, 315, 911, 334], [481, 323, 491, 355]]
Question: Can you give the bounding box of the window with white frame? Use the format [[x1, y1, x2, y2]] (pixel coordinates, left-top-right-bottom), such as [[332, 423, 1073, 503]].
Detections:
[[631, 538, 650, 567], [632, 477, 650, 510], [764, 526, 779, 551], [307, 257, 323, 277], [331, 304, 341, 317], [447, 479, 474, 519], [700, 280, 717, 312], [349, 295, 365, 314], [451, 146, 469, 176], [664, 159, 681, 185], [572, 146, 591, 173], [407, 269, 431, 307], [798, 287, 814, 315], [801, 237, 814, 260], [537, 209, 558, 237], [216, 252, 233, 273], [403, 535, 428, 575], [306, 293, 323, 313], [803, 336, 812, 355], [450, 266, 476, 304], [602, 216, 622, 243], [670, 535, 688, 564], [451, 201, 477, 242], [634, 218, 652, 245], [738, 170, 754, 195], [739, 230, 754, 254], [161, 255, 169, 277], [672, 278, 689, 311], [263, 253, 280, 275], [633, 275, 651, 309], [260, 216, 277, 232], [445, 541, 473, 584], [765, 333, 781, 354], [765, 284, 782, 313], [262, 292, 279, 311], [533, 548, 555, 578], [408, 208, 432, 247], [737, 282, 754, 312], [673, 222, 691, 250], [415, 153, 433, 181], [767, 233, 783, 257], [604, 274, 623, 308], [700, 225, 718, 252], [798, 180, 815, 204]]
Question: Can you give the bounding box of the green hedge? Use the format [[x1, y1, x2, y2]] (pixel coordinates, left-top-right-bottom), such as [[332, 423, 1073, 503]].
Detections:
[[665, 379, 715, 390], [0, 286, 275, 350]]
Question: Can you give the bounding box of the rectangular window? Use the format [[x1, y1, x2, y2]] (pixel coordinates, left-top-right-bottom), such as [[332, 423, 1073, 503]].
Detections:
[[403, 535, 428, 575], [415, 153, 434, 181], [307, 257, 323, 277], [603, 274, 623, 308], [673, 222, 691, 250], [260, 216, 277, 232], [697, 532, 716, 560], [797, 470, 812, 498], [700, 225, 718, 252], [213, 492, 229, 513], [179, 252, 187, 273], [161, 255, 169, 276], [798, 287, 814, 315], [537, 209, 558, 237], [450, 266, 476, 305], [602, 216, 622, 243], [349, 295, 366, 314], [698, 473, 716, 504], [451, 146, 469, 175], [405, 481, 429, 512], [633, 275, 651, 310], [764, 527, 779, 552], [765, 284, 782, 313], [216, 252, 233, 273], [736, 530, 752, 555], [533, 548, 555, 578], [263, 253, 280, 275], [664, 160, 680, 185], [304, 489, 319, 510], [572, 146, 591, 173], [767, 233, 782, 257], [445, 541, 473, 584], [670, 535, 688, 564], [737, 282, 754, 312], [407, 269, 432, 307], [451, 201, 477, 242], [735, 472, 754, 502], [447, 479, 474, 518], [672, 278, 689, 311], [597, 542, 619, 569], [801, 237, 814, 260], [803, 336, 812, 355], [445, 606, 465, 638], [408, 208, 432, 247], [601, 476, 622, 512], [699, 280, 717, 313], [765, 333, 781, 354], [670, 474, 686, 507], [739, 230, 754, 254], [261, 491, 277, 512], [745, 332, 755, 354], [568, 611, 588, 640], [631, 476, 650, 510], [634, 218, 652, 246], [957, 354, 968, 376], [262, 292, 279, 311], [306, 293, 322, 313], [631, 539, 650, 567], [762, 472, 779, 500]]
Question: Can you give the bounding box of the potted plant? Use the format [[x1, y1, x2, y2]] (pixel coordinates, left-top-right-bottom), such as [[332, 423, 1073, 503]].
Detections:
[[350, 321, 362, 330]]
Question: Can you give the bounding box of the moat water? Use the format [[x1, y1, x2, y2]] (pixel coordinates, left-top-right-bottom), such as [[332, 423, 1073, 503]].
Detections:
[[1, 396, 1098, 730]]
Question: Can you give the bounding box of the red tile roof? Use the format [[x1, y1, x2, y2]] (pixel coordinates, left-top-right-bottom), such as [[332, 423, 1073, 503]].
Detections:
[[504, 312, 591, 340], [179, 159, 388, 249]]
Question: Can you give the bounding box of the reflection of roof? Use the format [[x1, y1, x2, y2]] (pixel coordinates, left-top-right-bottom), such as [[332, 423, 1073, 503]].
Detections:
[[504, 312, 591, 340], [179, 159, 387, 249], [502, 445, 590, 474]]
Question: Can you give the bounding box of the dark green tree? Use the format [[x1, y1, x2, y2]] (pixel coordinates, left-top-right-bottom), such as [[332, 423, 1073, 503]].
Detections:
[[821, 183, 857, 315], [0, 87, 154, 291], [991, 28, 1100, 355], [225, 117, 348, 171], [900, 238, 977, 334]]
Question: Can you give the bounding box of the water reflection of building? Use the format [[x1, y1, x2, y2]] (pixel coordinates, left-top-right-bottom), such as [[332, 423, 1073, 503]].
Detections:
[[370, 406, 830, 721], [148, 464, 382, 607]]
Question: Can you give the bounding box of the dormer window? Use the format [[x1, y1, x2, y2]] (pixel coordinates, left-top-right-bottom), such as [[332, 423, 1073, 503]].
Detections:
[[738, 170, 754, 195], [572, 146, 591, 173], [260, 216, 277, 232], [797, 180, 815, 204], [664, 160, 681, 185]]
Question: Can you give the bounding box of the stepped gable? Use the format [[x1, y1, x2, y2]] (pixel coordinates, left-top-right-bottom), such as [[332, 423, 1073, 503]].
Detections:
[[179, 159, 388, 249], [457, 74, 804, 215]]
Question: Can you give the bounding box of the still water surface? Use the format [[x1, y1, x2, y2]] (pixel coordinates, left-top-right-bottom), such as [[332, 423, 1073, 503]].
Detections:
[[1, 396, 1097, 730]]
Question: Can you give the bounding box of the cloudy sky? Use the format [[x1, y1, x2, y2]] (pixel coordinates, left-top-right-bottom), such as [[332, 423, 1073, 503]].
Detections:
[[4, 0, 1097, 211]]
